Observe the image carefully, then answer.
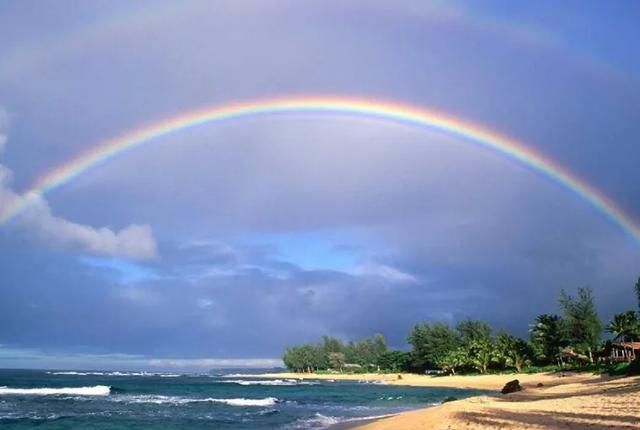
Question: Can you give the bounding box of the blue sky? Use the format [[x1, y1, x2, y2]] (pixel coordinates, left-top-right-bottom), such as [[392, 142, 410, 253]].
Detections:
[[0, 0, 639, 370]]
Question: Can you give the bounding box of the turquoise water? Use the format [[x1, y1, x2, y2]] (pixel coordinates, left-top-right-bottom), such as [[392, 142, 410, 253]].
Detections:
[[0, 369, 485, 429]]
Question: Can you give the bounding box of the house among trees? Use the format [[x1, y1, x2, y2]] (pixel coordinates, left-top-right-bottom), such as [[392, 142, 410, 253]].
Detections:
[[610, 341, 640, 362], [559, 349, 589, 365]]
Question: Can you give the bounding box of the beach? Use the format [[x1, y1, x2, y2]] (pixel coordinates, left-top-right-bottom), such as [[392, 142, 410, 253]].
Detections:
[[254, 372, 640, 429]]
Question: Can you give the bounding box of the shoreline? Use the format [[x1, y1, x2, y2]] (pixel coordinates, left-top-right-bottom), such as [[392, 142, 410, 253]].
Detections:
[[326, 414, 398, 430], [244, 370, 598, 391], [247, 372, 640, 429]]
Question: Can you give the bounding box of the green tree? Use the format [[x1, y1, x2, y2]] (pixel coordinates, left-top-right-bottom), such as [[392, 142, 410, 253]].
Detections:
[[559, 288, 603, 363], [377, 351, 413, 372], [342, 334, 388, 370], [321, 336, 344, 354], [319, 336, 344, 369], [407, 323, 461, 371], [607, 311, 640, 342], [457, 320, 493, 344], [328, 352, 346, 371], [283, 346, 303, 372], [635, 277, 640, 310], [300, 344, 321, 372], [436, 347, 468, 375], [530, 314, 569, 365], [372, 334, 388, 364], [466, 339, 494, 374], [495, 332, 532, 372], [456, 320, 495, 373], [283, 344, 322, 372]]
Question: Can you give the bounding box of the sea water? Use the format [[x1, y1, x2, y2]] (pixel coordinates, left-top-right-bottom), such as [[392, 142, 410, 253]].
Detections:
[[0, 369, 485, 429]]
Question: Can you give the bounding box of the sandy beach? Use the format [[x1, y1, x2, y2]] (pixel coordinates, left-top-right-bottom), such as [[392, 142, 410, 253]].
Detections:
[[253, 372, 640, 429], [253, 371, 601, 390]]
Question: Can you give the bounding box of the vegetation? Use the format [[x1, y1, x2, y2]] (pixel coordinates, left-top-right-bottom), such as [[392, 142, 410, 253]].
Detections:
[[283, 334, 390, 373], [559, 288, 602, 363], [283, 280, 640, 376], [530, 314, 569, 365], [407, 322, 461, 371], [607, 311, 640, 342]]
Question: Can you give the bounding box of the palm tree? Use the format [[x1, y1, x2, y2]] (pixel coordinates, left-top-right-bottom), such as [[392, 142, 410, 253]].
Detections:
[[530, 314, 569, 365], [606, 311, 640, 342]]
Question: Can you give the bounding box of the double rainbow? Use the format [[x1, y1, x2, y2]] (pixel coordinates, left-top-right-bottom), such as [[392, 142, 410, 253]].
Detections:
[[1, 96, 638, 243]]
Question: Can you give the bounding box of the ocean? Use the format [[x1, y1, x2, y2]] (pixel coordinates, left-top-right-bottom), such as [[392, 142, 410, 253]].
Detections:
[[0, 369, 485, 429]]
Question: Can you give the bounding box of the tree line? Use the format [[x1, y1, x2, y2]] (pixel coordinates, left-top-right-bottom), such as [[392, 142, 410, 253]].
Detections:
[[282, 279, 640, 374]]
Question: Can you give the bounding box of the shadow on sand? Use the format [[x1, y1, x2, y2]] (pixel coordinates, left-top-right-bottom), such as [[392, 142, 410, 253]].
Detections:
[[455, 376, 640, 430]]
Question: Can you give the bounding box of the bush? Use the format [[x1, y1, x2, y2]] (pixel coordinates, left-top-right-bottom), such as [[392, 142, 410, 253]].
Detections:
[[627, 358, 640, 376], [522, 365, 561, 374], [599, 359, 640, 376]]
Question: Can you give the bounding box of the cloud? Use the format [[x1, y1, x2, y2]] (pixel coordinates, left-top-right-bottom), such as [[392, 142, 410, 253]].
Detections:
[[351, 262, 418, 283], [0, 130, 157, 260], [18, 196, 157, 260], [147, 358, 282, 369]]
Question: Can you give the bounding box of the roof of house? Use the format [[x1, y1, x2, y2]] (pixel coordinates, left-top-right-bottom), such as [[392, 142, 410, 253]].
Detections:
[[612, 341, 640, 349]]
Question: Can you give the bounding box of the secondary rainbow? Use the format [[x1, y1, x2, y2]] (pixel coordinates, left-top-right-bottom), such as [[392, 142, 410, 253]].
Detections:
[[2, 96, 639, 243]]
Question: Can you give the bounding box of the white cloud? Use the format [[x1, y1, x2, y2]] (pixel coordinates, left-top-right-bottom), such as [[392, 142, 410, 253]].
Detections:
[[351, 262, 418, 283], [0, 128, 157, 260], [14, 192, 157, 260]]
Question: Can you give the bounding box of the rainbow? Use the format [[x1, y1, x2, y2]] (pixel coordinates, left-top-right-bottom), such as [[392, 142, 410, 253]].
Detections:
[[2, 96, 639, 243]]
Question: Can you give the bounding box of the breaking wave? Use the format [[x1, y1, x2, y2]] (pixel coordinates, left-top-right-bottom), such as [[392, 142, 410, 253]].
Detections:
[[0, 386, 111, 396], [113, 395, 279, 407], [285, 413, 341, 429], [223, 379, 318, 386], [208, 397, 279, 407], [48, 371, 181, 377]]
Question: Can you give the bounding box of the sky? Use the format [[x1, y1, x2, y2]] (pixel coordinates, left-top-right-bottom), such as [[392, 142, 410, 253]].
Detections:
[[0, 0, 639, 370]]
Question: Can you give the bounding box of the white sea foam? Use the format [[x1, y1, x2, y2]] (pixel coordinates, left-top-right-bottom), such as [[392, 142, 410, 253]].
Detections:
[[377, 396, 403, 401], [113, 395, 185, 405], [48, 371, 181, 377], [223, 379, 317, 386], [0, 385, 111, 396], [206, 397, 279, 407], [286, 413, 341, 429], [286, 412, 397, 429], [113, 394, 279, 407], [0, 412, 64, 421]]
